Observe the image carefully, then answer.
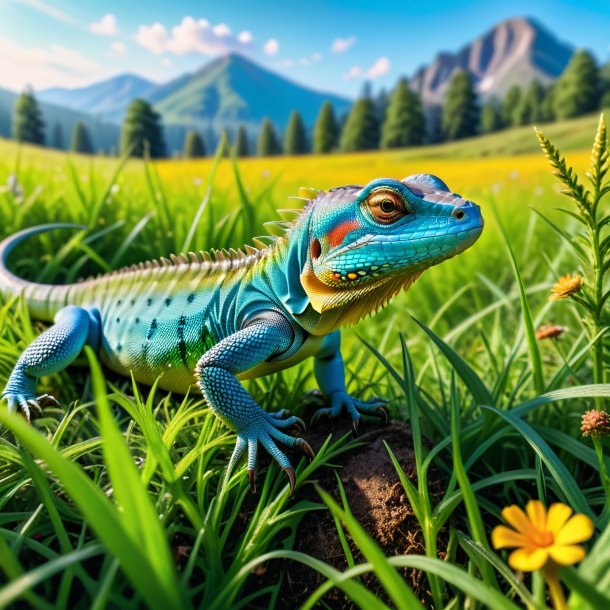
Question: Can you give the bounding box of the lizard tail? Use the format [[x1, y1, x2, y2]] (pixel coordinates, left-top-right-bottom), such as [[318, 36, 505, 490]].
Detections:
[[0, 224, 87, 321]]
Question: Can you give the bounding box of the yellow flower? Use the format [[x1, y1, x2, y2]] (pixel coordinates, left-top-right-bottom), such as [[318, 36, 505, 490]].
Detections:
[[492, 500, 593, 572], [549, 274, 583, 301]]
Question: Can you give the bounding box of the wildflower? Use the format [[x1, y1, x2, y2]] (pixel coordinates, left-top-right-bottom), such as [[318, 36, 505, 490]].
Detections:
[[492, 500, 593, 571], [581, 409, 610, 439], [549, 274, 583, 301], [536, 324, 567, 341]]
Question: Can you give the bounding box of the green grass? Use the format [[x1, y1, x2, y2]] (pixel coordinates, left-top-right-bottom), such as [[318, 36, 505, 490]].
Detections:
[[1, 113, 610, 608]]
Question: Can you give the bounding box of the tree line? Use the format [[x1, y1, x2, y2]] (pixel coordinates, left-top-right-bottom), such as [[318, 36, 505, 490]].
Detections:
[[8, 49, 610, 158]]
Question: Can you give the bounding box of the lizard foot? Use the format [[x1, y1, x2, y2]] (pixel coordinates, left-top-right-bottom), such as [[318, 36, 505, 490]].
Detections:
[[2, 392, 60, 422], [310, 391, 390, 435], [227, 409, 314, 495]]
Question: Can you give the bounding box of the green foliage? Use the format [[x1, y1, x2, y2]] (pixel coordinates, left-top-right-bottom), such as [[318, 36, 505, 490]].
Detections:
[[70, 121, 93, 154], [120, 98, 166, 159], [380, 78, 425, 148], [340, 96, 379, 152], [12, 89, 44, 145], [554, 50, 601, 120], [480, 102, 503, 134], [514, 80, 546, 126], [502, 85, 521, 128], [183, 130, 206, 158], [52, 123, 64, 150], [256, 117, 281, 156], [284, 110, 308, 155], [442, 70, 479, 141], [313, 101, 339, 154], [234, 124, 249, 157]]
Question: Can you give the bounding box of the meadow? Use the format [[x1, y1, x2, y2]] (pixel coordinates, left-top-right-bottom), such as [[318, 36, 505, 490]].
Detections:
[[0, 112, 609, 609]]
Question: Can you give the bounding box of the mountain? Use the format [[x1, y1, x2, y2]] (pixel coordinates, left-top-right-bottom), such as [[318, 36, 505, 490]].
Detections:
[[0, 87, 120, 152], [410, 17, 573, 105], [40, 74, 157, 123], [153, 53, 351, 132], [38, 53, 352, 153]]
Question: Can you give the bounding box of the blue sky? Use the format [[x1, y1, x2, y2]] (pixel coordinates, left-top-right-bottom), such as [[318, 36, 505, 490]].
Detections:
[[0, 0, 609, 97]]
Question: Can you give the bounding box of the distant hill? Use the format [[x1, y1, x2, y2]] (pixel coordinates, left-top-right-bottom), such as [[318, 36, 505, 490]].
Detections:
[[410, 17, 573, 105], [0, 87, 120, 153], [40, 74, 156, 123], [38, 53, 352, 154]]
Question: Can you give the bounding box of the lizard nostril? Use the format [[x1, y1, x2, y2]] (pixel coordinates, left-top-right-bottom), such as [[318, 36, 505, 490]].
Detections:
[[310, 238, 321, 259]]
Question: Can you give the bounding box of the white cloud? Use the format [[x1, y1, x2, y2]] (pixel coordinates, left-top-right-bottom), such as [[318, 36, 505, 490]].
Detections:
[[344, 56, 391, 80], [263, 38, 279, 56], [162, 58, 173, 67], [331, 36, 355, 53], [135, 17, 255, 56], [135, 22, 168, 55], [0, 35, 108, 90], [282, 59, 293, 67], [238, 31, 253, 44], [110, 41, 126, 57], [344, 66, 363, 80], [213, 23, 231, 37], [90, 14, 118, 36], [19, 0, 79, 26], [367, 56, 390, 78], [311, 52, 323, 62]]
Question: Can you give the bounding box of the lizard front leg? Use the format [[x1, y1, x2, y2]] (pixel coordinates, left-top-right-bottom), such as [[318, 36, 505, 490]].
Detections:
[[2, 306, 100, 421], [311, 330, 389, 434], [195, 312, 314, 494]]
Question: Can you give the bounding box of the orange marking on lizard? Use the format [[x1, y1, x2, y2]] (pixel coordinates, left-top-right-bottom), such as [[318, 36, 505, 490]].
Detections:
[[327, 220, 360, 248]]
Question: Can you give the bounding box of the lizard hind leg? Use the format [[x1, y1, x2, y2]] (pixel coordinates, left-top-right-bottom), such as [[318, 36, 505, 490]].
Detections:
[[2, 305, 99, 421]]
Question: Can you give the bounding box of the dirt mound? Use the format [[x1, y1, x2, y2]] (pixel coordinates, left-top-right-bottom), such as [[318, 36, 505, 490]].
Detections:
[[274, 417, 442, 608]]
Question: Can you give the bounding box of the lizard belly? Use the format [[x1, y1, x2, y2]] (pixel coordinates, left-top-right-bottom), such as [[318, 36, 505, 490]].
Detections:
[[99, 308, 216, 394]]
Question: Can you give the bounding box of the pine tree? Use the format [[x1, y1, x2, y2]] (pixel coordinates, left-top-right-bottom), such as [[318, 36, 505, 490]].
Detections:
[[70, 121, 93, 153], [480, 102, 502, 134], [257, 118, 280, 156], [235, 124, 249, 157], [554, 50, 600, 119], [52, 123, 64, 149], [502, 85, 521, 128], [284, 110, 307, 154], [541, 84, 556, 122], [380, 78, 425, 148], [340, 97, 379, 152], [514, 80, 546, 125], [313, 101, 339, 153], [120, 99, 166, 158], [441, 70, 479, 141], [183, 130, 205, 158], [12, 89, 44, 145]]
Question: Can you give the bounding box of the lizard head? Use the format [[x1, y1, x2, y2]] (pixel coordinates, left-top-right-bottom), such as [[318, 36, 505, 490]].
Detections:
[[300, 174, 483, 318]]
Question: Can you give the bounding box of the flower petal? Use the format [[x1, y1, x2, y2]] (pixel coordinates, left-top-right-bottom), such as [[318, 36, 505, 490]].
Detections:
[[547, 503, 573, 535], [549, 544, 586, 566], [502, 505, 537, 537], [492, 526, 529, 549], [526, 500, 547, 532], [555, 514, 594, 545], [508, 547, 549, 572]]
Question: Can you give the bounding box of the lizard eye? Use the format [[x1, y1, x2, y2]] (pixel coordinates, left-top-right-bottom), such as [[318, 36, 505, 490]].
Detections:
[[366, 189, 412, 224]]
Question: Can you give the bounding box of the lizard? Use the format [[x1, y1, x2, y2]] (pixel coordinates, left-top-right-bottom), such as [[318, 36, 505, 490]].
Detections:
[[0, 174, 483, 492]]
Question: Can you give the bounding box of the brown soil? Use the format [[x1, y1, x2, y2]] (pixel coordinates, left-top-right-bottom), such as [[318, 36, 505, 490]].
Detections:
[[269, 416, 445, 609]]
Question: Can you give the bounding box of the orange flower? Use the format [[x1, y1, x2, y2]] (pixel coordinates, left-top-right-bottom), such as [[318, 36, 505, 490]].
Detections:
[[581, 409, 610, 439], [492, 500, 593, 572], [536, 324, 567, 341], [549, 274, 583, 301]]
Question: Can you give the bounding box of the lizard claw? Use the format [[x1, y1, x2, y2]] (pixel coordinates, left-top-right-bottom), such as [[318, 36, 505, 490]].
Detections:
[[36, 394, 60, 407], [352, 418, 360, 438], [284, 466, 296, 495], [248, 468, 257, 494], [298, 438, 315, 462]]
